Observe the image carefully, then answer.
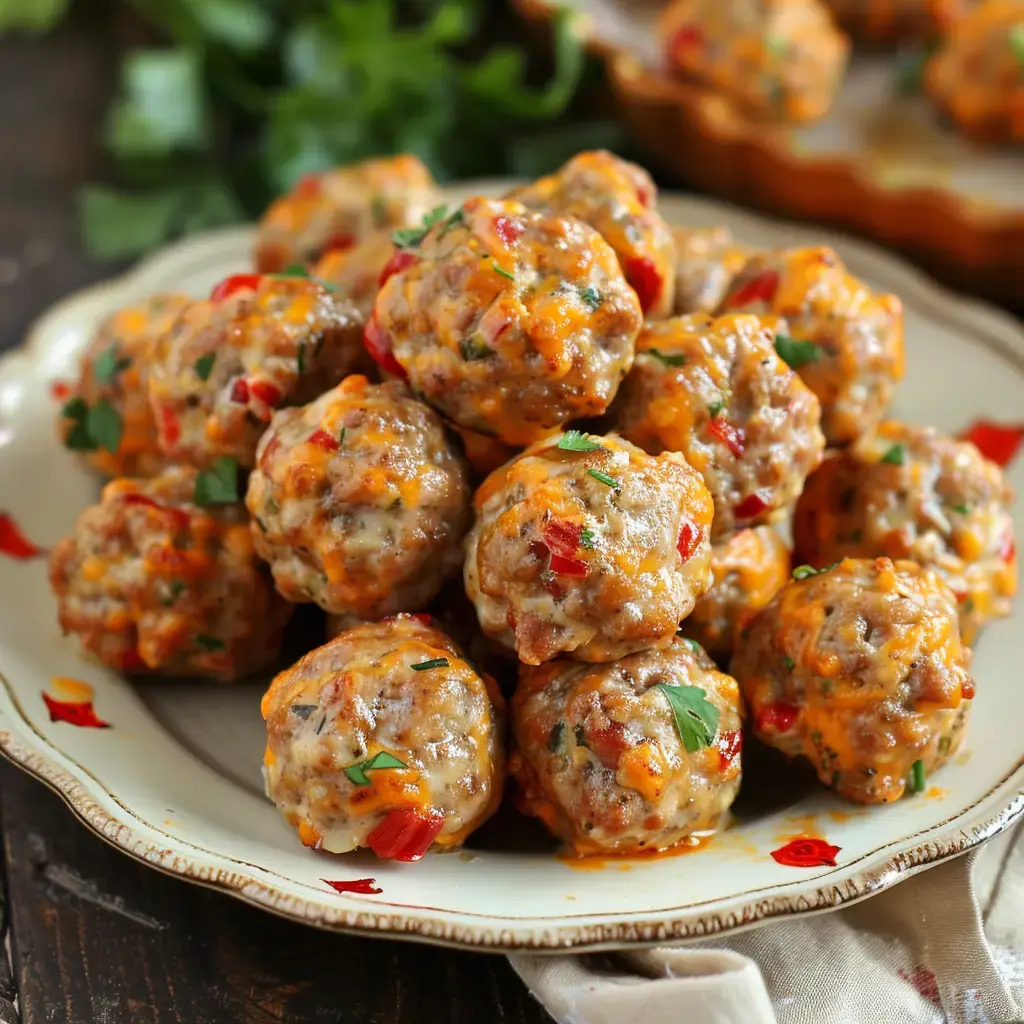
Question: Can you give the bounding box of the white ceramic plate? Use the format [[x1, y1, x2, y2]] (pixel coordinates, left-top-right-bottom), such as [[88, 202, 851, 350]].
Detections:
[[1, 185, 1022, 952]]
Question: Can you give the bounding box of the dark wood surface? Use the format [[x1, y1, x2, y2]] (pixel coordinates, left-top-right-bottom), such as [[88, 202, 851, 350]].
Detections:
[[0, 12, 551, 1024]]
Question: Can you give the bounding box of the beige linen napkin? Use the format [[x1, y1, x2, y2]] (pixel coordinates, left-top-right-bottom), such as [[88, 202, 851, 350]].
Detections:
[[511, 822, 1024, 1024]]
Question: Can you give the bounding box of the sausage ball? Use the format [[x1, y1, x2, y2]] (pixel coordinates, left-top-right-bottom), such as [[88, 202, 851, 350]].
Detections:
[[246, 375, 472, 623], [312, 229, 394, 318], [793, 420, 1017, 644], [507, 150, 677, 318], [49, 466, 291, 680], [368, 196, 643, 446], [717, 246, 904, 445], [510, 636, 742, 856], [148, 273, 365, 469], [613, 313, 825, 537], [731, 557, 975, 804], [660, 0, 850, 123], [681, 526, 791, 663], [464, 431, 715, 665], [673, 226, 756, 315], [59, 293, 190, 478], [825, 0, 975, 44], [925, 0, 1024, 144], [255, 154, 439, 272], [261, 615, 505, 859]]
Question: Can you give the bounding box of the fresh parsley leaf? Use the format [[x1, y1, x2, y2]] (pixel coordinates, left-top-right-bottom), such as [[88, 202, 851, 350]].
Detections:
[[557, 430, 603, 452], [782, 656, 796, 670], [392, 204, 451, 250], [492, 261, 515, 282], [195, 634, 225, 651], [460, 335, 492, 361], [792, 562, 838, 580], [87, 399, 123, 453], [579, 285, 601, 310], [656, 682, 719, 753], [282, 262, 309, 277], [578, 528, 596, 550], [61, 396, 88, 421], [951, 503, 971, 515], [344, 750, 408, 786], [194, 457, 239, 506], [93, 345, 132, 385], [683, 637, 701, 653], [410, 657, 449, 671], [880, 444, 905, 466], [587, 469, 620, 489], [774, 334, 822, 368], [708, 401, 724, 418], [194, 353, 216, 381], [648, 348, 685, 367]]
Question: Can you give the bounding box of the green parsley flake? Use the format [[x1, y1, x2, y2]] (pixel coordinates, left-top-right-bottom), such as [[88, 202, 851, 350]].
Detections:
[[392, 204, 452, 250], [557, 430, 604, 452], [1009, 24, 1024, 68], [774, 334, 822, 368], [492, 261, 516, 282], [782, 656, 796, 670], [880, 444, 905, 466], [579, 285, 601, 310], [195, 634, 225, 651], [579, 528, 596, 550], [909, 758, 926, 794], [460, 335, 492, 361], [163, 580, 185, 606], [194, 457, 239, 506], [338, 427, 346, 446], [587, 469, 619, 489], [656, 683, 719, 753], [344, 751, 408, 787], [648, 348, 686, 367], [410, 657, 449, 671], [62, 397, 96, 452], [93, 344, 132, 385], [708, 401, 724, 418], [951, 503, 971, 515], [86, 399, 123, 453], [792, 562, 837, 580], [194, 353, 216, 381], [684, 638, 701, 653]]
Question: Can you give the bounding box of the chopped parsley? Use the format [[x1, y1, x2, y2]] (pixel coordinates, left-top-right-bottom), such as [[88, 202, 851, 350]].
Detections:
[[880, 444, 905, 466], [337, 427, 346, 446], [909, 759, 926, 794], [392, 204, 453, 249], [656, 683, 719, 753], [792, 562, 837, 580], [410, 657, 449, 671], [708, 401, 724, 418], [774, 334, 822, 368], [195, 634, 225, 651], [557, 430, 604, 452], [492, 261, 516, 282], [647, 348, 685, 367], [194, 353, 216, 381], [782, 656, 796, 670], [587, 469, 619, 489], [951, 503, 971, 515], [579, 285, 601, 310], [193, 457, 239, 506], [684, 638, 702, 654], [290, 704, 318, 720], [163, 580, 185, 606], [93, 344, 132, 385], [344, 751, 408, 786], [460, 335, 492, 361], [271, 263, 339, 292], [578, 528, 596, 550], [63, 396, 124, 454]]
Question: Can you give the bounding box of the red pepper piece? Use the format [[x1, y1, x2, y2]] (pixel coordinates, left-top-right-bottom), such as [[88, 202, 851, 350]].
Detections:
[[295, 173, 321, 198], [210, 273, 262, 303], [323, 878, 382, 895], [250, 380, 282, 407], [961, 678, 976, 700], [230, 379, 250, 404], [1000, 530, 1016, 564], [770, 836, 840, 868], [708, 415, 746, 457], [623, 255, 662, 315], [119, 647, 148, 673], [635, 183, 652, 209], [121, 494, 190, 532], [667, 24, 704, 64], [724, 269, 780, 309], [549, 553, 588, 577], [734, 492, 769, 520], [363, 316, 407, 379], [757, 701, 799, 734], [676, 518, 701, 561], [50, 381, 72, 401], [378, 249, 418, 288], [323, 231, 355, 254], [42, 692, 110, 729], [0, 512, 44, 560], [960, 420, 1024, 467], [585, 721, 632, 770], [494, 215, 524, 247], [366, 807, 445, 862], [543, 521, 589, 576], [158, 405, 181, 447], [308, 429, 340, 452], [716, 729, 742, 774]]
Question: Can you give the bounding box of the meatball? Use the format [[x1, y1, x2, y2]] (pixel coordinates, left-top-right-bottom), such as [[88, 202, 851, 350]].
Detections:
[[254, 154, 439, 272], [613, 313, 825, 537], [464, 431, 714, 665], [926, 0, 1024, 144], [507, 150, 677, 319], [793, 420, 1017, 644], [731, 557, 975, 804], [659, 0, 849, 123], [59, 293, 190, 478], [312, 229, 394, 318], [246, 375, 471, 622], [825, 0, 975, 43], [368, 196, 643, 446], [261, 615, 505, 859], [510, 636, 742, 856], [681, 526, 791, 662], [49, 466, 291, 680], [452, 425, 520, 480], [673, 226, 755, 315], [717, 247, 904, 445], [148, 274, 365, 469]]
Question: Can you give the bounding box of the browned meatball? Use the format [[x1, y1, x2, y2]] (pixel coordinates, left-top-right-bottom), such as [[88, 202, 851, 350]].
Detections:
[[312, 230, 394, 319], [58, 293, 190, 478], [246, 375, 471, 623], [613, 313, 825, 537], [673, 226, 756, 315], [510, 636, 742, 855], [261, 615, 504, 859], [367, 196, 643, 447], [731, 557, 975, 804], [148, 273, 365, 469], [681, 526, 791, 662], [464, 432, 715, 665], [507, 150, 678, 319], [49, 466, 291, 680], [826, 0, 977, 46], [793, 420, 1017, 644]]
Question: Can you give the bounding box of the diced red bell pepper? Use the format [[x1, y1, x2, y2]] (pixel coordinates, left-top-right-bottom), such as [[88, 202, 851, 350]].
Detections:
[[708, 415, 746, 457], [667, 24, 704, 65], [295, 173, 321, 198], [121, 494, 190, 531], [323, 878, 382, 895], [549, 553, 588, 577], [543, 520, 589, 576], [960, 420, 1024, 467], [42, 692, 110, 729], [366, 807, 445, 862], [676, 518, 701, 561], [494, 215, 524, 247], [724, 270, 780, 309], [230, 379, 250, 404], [623, 256, 662, 315], [308, 429, 340, 452], [735, 492, 769, 520], [757, 701, 799, 734], [961, 678, 976, 700], [0, 512, 44, 560], [250, 380, 282, 407], [210, 273, 262, 303], [716, 729, 742, 774], [585, 721, 631, 770], [118, 646, 148, 674], [363, 317, 407, 379], [378, 249, 418, 288], [158, 405, 181, 447], [50, 381, 72, 401], [323, 231, 355, 254]]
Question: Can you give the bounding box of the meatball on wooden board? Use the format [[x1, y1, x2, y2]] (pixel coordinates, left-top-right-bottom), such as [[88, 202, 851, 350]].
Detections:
[[0, 188, 1022, 951]]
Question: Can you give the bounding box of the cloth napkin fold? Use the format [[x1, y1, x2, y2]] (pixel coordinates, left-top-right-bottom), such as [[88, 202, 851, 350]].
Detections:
[[510, 822, 1023, 1024]]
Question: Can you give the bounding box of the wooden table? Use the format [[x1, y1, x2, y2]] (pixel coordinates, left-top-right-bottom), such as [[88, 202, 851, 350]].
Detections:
[[0, 13, 551, 1023]]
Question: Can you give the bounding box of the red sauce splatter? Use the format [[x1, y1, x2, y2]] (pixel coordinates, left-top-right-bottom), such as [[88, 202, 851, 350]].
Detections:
[[230, 379, 250, 404], [308, 429, 340, 452], [676, 518, 701, 561], [716, 729, 742, 774], [366, 807, 445, 862], [494, 215, 524, 248], [897, 967, 940, 1008], [724, 269, 780, 309], [323, 878, 382, 895], [378, 249, 418, 288], [770, 836, 841, 867], [708, 415, 746, 458], [623, 256, 662, 315], [42, 692, 110, 729], [756, 701, 799, 734], [0, 512, 44, 560], [959, 420, 1024, 467], [363, 316, 407, 379], [250, 380, 282, 407], [50, 381, 72, 401], [734, 492, 769, 520], [210, 273, 262, 303], [323, 232, 355, 254]]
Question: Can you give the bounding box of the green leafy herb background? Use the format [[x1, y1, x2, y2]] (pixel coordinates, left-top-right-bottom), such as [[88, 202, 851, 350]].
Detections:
[[1, 0, 625, 259]]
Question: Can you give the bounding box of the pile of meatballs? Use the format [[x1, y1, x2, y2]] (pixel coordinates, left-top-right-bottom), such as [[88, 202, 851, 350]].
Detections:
[[49, 150, 1016, 864]]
